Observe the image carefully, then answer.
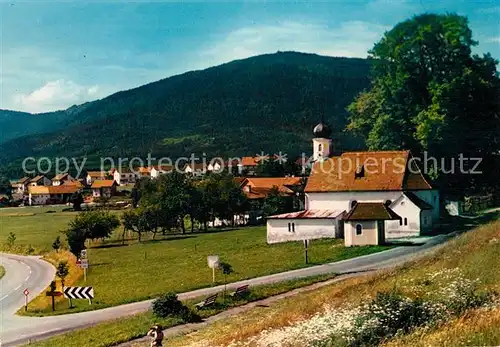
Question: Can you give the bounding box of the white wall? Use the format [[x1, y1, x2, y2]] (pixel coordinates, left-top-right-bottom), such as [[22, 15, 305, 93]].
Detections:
[[345, 221, 379, 246], [29, 194, 50, 205], [267, 218, 337, 244], [312, 138, 332, 161], [307, 191, 402, 211], [386, 195, 421, 238]]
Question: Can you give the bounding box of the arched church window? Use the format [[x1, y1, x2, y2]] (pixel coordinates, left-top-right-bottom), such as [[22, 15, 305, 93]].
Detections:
[[356, 224, 363, 235], [318, 144, 322, 151]]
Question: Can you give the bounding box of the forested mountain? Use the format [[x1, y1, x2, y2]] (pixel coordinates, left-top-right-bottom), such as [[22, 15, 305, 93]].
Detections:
[[0, 109, 70, 143], [0, 52, 372, 172]]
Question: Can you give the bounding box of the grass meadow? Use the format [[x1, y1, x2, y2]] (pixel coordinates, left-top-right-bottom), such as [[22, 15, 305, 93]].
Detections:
[[0, 206, 390, 315], [27, 274, 338, 347]]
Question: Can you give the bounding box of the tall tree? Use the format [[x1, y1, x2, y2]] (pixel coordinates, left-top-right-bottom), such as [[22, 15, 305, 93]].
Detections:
[[347, 13, 500, 193], [64, 211, 120, 256]]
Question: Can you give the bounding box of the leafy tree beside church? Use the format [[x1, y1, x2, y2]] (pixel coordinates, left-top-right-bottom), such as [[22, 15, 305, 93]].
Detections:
[[347, 13, 500, 194]]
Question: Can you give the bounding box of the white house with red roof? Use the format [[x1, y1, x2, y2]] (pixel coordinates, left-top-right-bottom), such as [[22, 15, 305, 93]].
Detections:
[[267, 121, 440, 246]]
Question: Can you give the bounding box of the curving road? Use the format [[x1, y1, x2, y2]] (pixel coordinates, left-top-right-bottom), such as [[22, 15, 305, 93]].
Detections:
[[0, 233, 455, 346]]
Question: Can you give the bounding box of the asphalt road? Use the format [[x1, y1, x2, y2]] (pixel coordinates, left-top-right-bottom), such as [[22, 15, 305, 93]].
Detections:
[[0, 233, 454, 346]]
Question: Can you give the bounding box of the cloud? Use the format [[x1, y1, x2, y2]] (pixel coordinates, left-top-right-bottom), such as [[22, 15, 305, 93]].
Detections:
[[485, 37, 500, 43], [199, 20, 390, 67], [13, 80, 102, 113]]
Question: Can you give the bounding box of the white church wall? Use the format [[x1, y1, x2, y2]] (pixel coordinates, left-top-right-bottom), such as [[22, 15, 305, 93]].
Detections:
[[267, 219, 337, 244], [307, 191, 402, 211], [386, 195, 421, 238]]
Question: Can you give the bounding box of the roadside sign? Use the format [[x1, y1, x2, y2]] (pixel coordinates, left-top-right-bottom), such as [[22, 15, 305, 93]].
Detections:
[[76, 259, 81, 266], [63, 286, 94, 299], [23, 289, 29, 311], [64, 286, 94, 306], [80, 249, 87, 258], [207, 255, 220, 283], [80, 259, 89, 269], [46, 291, 63, 297], [207, 255, 219, 269]]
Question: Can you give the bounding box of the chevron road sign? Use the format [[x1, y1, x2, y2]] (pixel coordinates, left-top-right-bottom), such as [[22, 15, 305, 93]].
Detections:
[[63, 286, 94, 300]]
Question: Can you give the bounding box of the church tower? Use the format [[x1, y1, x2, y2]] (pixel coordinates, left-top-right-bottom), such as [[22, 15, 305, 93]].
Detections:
[[312, 120, 332, 161]]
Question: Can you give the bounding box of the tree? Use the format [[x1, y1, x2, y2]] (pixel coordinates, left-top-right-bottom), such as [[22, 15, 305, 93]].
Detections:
[[262, 186, 289, 217], [64, 211, 120, 256], [56, 261, 70, 289], [0, 175, 11, 199], [347, 13, 500, 194], [7, 232, 16, 247], [52, 236, 62, 252], [122, 207, 161, 241], [71, 191, 84, 211]]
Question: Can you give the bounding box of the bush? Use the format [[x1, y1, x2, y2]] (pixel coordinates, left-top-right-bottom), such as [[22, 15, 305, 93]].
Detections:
[[152, 292, 200, 322], [350, 291, 435, 347]]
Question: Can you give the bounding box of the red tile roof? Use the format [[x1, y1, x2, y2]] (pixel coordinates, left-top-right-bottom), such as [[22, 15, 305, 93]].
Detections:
[[344, 202, 401, 221], [91, 180, 116, 188], [244, 177, 302, 189], [87, 171, 107, 178], [268, 209, 345, 219], [29, 185, 80, 195], [305, 151, 432, 192]]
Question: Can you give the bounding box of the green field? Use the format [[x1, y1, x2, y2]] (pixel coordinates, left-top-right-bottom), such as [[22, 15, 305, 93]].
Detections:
[[0, 206, 121, 254], [26, 226, 389, 314], [0, 206, 77, 254], [0, 206, 391, 315]]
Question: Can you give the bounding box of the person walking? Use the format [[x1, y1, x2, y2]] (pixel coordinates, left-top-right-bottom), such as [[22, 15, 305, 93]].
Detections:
[[147, 324, 164, 347]]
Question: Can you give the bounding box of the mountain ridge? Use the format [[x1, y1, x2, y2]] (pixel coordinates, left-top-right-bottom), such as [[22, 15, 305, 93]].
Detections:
[[0, 51, 372, 174]]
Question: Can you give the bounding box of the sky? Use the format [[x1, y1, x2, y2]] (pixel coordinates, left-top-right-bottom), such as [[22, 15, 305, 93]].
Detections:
[[1, 0, 499, 113]]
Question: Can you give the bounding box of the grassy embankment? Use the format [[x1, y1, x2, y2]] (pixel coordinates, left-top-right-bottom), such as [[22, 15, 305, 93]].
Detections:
[[158, 212, 500, 347], [0, 265, 5, 279], [0, 206, 390, 315], [26, 274, 337, 347]]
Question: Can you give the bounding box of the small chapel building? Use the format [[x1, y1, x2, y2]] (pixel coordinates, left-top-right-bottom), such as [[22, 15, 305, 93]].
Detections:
[[266, 121, 440, 246]]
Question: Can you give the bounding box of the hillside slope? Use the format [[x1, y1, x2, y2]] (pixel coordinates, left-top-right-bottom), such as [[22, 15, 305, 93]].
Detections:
[[0, 109, 73, 143], [0, 52, 371, 170], [164, 213, 500, 347]]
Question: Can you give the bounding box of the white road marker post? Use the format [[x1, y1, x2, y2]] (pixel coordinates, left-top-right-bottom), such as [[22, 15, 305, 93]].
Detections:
[[23, 288, 29, 311]]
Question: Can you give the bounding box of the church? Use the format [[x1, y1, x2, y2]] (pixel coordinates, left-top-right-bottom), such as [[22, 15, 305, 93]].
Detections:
[[266, 121, 440, 246]]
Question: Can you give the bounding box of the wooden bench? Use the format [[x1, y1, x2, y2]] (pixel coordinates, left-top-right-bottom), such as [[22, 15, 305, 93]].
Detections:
[[194, 293, 218, 309], [230, 284, 250, 298]]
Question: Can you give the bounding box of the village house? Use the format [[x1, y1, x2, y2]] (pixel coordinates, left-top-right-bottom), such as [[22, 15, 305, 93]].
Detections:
[[237, 157, 261, 175], [111, 168, 138, 185], [183, 162, 207, 176], [29, 175, 51, 186], [28, 185, 81, 205], [267, 121, 439, 246], [91, 180, 117, 199], [241, 177, 302, 201], [52, 173, 75, 186], [86, 171, 109, 186], [11, 177, 31, 195], [150, 165, 173, 179]]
